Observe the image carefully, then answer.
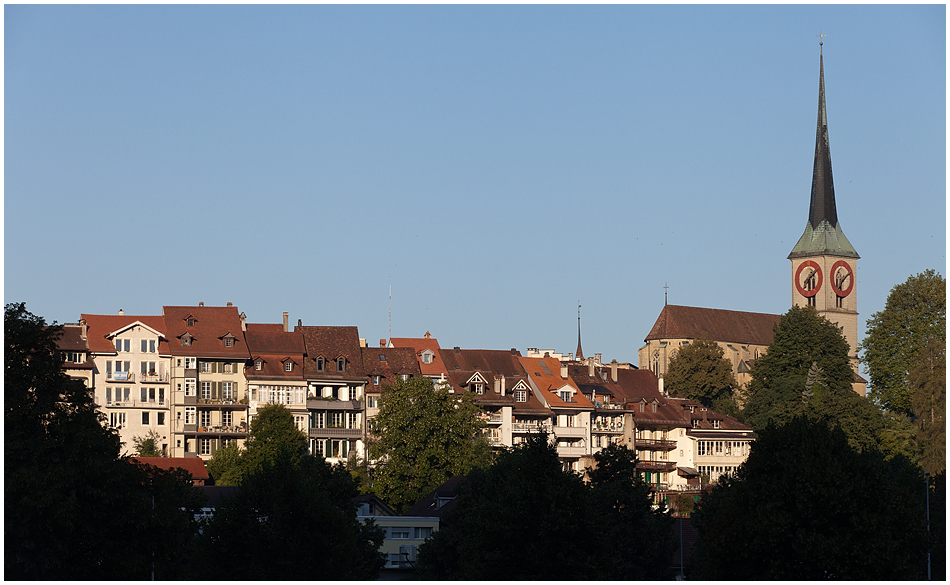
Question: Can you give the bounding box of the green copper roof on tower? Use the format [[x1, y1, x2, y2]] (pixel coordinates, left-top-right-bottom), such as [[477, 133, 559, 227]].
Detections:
[[789, 45, 859, 260]]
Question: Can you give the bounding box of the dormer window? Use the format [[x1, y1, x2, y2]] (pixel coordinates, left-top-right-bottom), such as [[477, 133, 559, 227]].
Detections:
[[639, 401, 645, 413], [186, 316, 196, 327], [559, 390, 572, 403], [181, 333, 193, 347], [284, 361, 293, 372], [255, 359, 263, 371], [372, 375, 380, 385], [316, 357, 325, 371], [337, 358, 346, 372], [472, 383, 484, 395], [515, 389, 527, 402], [652, 402, 657, 413], [712, 419, 721, 429], [422, 351, 434, 364], [223, 334, 235, 348]]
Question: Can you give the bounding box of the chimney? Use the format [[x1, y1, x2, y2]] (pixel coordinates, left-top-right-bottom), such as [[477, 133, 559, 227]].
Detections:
[[118, 309, 124, 315], [79, 318, 87, 340], [240, 312, 247, 332], [560, 364, 568, 378], [380, 339, 386, 348], [199, 302, 204, 307], [657, 375, 664, 396], [424, 331, 431, 339], [454, 346, 460, 354], [611, 359, 618, 383], [283, 312, 289, 332], [501, 375, 506, 396], [227, 302, 233, 307], [494, 377, 501, 394], [595, 353, 602, 365], [511, 348, 518, 355], [588, 358, 595, 378]]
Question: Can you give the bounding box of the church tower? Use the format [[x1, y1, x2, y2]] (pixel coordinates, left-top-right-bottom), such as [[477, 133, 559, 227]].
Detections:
[[788, 45, 862, 393]]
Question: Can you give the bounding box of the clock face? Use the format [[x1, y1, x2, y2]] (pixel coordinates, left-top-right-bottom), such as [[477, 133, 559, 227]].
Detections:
[[795, 260, 823, 297], [831, 260, 854, 297]]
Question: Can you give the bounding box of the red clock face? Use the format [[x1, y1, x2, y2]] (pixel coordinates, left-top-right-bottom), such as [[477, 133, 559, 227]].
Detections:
[[831, 260, 854, 297], [795, 260, 823, 297]]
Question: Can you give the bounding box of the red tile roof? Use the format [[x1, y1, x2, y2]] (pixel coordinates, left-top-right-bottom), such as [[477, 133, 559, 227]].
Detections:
[[297, 326, 366, 380], [519, 356, 594, 410], [131, 457, 210, 482], [361, 347, 423, 390], [438, 348, 526, 406], [389, 336, 450, 378], [162, 306, 249, 359], [645, 305, 781, 346], [80, 314, 169, 354]]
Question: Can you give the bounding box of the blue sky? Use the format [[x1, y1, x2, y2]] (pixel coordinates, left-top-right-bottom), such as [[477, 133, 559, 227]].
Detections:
[[5, 4, 945, 366]]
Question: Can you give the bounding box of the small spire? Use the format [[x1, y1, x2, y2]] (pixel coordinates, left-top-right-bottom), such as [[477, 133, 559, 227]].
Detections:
[[664, 283, 669, 306], [809, 43, 838, 229], [576, 303, 584, 361]]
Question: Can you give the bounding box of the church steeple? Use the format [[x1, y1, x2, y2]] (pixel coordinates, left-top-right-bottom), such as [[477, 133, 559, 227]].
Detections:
[[575, 303, 584, 361], [788, 45, 859, 260]]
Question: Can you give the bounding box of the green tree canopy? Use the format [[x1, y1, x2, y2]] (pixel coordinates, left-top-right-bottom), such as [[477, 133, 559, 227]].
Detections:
[[744, 305, 883, 452], [5, 303, 202, 579], [909, 337, 946, 474], [193, 453, 384, 580], [133, 428, 164, 457], [205, 403, 308, 485], [367, 376, 491, 513], [689, 417, 928, 580], [664, 337, 738, 415], [418, 435, 675, 580], [861, 269, 946, 414]]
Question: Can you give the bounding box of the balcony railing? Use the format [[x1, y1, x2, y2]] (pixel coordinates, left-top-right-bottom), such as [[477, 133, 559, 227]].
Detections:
[[635, 438, 677, 450], [593, 424, 625, 433], [552, 426, 586, 438], [512, 422, 553, 433], [306, 398, 362, 411], [637, 460, 677, 472], [107, 399, 167, 408], [197, 398, 246, 406], [140, 372, 168, 383], [309, 427, 362, 439], [196, 425, 248, 434], [556, 445, 588, 457]]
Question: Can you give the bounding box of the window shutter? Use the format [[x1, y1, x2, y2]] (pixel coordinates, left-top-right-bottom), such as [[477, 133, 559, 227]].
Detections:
[[213, 381, 220, 399]]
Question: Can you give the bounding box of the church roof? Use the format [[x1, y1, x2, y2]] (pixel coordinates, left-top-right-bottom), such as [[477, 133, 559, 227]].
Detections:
[[644, 305, 781, 347], [789, 46, 859, 260]]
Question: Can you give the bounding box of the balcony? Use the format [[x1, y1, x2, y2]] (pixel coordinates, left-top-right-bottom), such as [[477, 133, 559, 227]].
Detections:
[[637, 460, 677, 472], [309, 427, 362, 439], [107, 399, 167, 408], [593, 423, 625, 434], [636, 438, 677, 450], [556, 445, 588, 457], [107, 372, 134, 382], [512, 422, 553, 434], [306, 398, 362, 411], [197, 398, 248, 408], [140, 372, 169, 384], [196, 425, 248, 435], [553, 426, 586, 438]]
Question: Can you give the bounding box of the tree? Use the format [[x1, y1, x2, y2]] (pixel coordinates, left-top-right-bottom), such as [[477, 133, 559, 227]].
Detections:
[[664, 337, 738, 414], [417, 433, 597, 580], [205, 403, 308, 485], [910, 337, 946, 474], [193, 453, 384, 580], [5, 303, 202, 579], [133, 428, 164, 457], [861, 270, 946, 415], [689, 417, 928, 580], [367, 376, 491, 513], [744, 305, 883, 452]]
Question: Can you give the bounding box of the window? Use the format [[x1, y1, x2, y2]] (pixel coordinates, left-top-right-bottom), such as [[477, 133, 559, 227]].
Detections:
[[472, 383, 484, 395], [186, 317, 195, 327], [184, 407, 196, 424], [224, 336, 234, 348], [712, 419, 721, 429], [201, 382, 211, 400], [331, 412, 343, 428], [400, 374, 409, 381], [158, 412, 165, 425], [223, 411, 232, 427], [337, 358, 346, 372], [223, 382, 233, 401], [149, 339, 156, 353], [110, 412, 126, 428], [294, 415, 307, 432], [181, 333, 193, 347], [141, 339, 148, 352], [378, 354, 386, 362], [652, 402, 657, 413], [348, 412, 358, 429], [201, 362, 211, 373], [184, 357, 196, 369], [200, 410, 211, 427], [312, 412, 325, 428], [422, 351, 433, 364], [316, 357, 325, 371], [224, 362, 234, 373], [391, 528, 410, 539], [331, 439, 349, 458], [367, 396, 378, 409], [514, 389, 527, 402], [373, 376, 380, 385], [349, 387, 358, 401], [559, 390, 571, 402], [313, 439, 326, 457], [284, 361, 293, 372], [415, 527, 433, 539], [115, 339, 130, 352], [255, 359, 263, 370], [142, 411, 150, 425], [200, 438, 211, 456]]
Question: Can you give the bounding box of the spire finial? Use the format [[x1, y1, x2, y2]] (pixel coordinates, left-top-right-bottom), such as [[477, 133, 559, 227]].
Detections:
[[664, 283, 669, 306], [576, 302, 584, 361]]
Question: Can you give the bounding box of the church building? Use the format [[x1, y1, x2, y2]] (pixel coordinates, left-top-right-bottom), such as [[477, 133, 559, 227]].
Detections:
[[640, 46, 866, 397]]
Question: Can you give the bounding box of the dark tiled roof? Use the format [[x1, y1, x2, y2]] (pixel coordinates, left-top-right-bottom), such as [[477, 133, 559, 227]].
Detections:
[[52, 324, 89, 351], [162, 306, 249, 359], [361, 347, 422, 381], [389, 336, 450, 378], [403, 476, 465, 517], [438, 348, 527, 406], [81, 314, 170, 354], [644, 305, 781, 347], [244, 325, 305, 355], [297, 326, 366, 380]]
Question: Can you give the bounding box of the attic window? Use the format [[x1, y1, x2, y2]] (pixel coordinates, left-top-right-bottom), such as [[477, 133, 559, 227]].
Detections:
[[181, 333, 193, 347], [639, 402, 645, 412], [515, 390, 527, 402], [559, 390, 572, 403], [422, 351, 433, 364], [652, 402, 657, 413], [223, 335, 235, 348], [337, 358, 346, 372], [284, 361, 293, 372], [712, 419, 720, 429], [316, 357, 325, 371], [186, 317, 195, 327], [255, 359, 263, 371], [379, 354, 386, 361]]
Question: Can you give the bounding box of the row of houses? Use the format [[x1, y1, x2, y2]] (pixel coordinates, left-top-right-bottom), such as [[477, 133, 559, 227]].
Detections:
[[56, 302, 753, 493]]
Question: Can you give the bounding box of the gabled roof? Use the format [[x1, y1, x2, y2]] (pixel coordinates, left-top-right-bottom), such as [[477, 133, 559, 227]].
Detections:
[[644, 305, 781, 347], [81, 314, 169, 354], [519, 356, 594, 410], [389, 335, 450, 378], [403, 476, 465, 517], [52, 324, 89, 352], [162, 306, 249, 359], [244, 324, 306, 355], [297, 325, 366, 380], [437, 347, 526, 405]]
